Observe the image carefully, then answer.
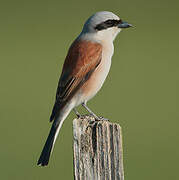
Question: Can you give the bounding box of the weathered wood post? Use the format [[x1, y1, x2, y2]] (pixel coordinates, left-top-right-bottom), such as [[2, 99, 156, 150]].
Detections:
[[73, 115, 124, 180]]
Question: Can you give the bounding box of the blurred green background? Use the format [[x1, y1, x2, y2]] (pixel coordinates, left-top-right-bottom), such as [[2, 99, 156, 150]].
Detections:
[[0, 0, 179, 179]]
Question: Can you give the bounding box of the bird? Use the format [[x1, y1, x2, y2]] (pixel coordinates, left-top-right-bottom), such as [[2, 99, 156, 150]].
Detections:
[[37, 11, 132, 166]]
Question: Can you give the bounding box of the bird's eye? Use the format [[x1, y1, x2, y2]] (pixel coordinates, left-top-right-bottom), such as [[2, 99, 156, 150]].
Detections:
[[95, 19, 121, 31]]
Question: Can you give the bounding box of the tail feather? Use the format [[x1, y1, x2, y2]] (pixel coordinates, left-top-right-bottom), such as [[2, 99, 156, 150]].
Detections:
[[50, 103, 60, 122], [37, 103, 74, 166], [37, 123, 58, 166]]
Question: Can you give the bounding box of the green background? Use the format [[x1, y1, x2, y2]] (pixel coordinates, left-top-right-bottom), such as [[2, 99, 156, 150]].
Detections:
[[0, 0, 178, 179]]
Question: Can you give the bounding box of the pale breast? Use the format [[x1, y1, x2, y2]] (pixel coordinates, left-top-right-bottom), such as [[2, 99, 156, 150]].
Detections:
[[80, 41, 114, 102]]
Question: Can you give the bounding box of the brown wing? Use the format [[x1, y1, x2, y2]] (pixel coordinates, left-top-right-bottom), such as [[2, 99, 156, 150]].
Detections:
[[50, 40, 102, 121]]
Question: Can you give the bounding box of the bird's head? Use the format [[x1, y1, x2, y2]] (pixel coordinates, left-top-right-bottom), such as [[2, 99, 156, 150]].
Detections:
[[81, 11, 132, 42]]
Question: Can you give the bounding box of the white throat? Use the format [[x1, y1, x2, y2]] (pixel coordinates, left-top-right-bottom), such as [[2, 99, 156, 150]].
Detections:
[[79, 27, 121, 44], [96, 27, 121, 42]]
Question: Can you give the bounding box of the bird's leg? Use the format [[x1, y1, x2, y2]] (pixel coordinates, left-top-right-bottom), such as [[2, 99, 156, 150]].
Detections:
[[73, 108, 81, 118], [82, 103, 108, 121], [82, 103, 99, 120]]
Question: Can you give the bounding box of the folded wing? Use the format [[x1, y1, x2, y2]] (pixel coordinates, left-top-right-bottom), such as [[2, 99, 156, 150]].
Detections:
[[50, 40, 102, 121]]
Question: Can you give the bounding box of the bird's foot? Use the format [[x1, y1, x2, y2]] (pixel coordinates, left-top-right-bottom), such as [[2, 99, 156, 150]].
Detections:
[[76, 114, 81, 118], [89, 114, 109, 121], [73, 108, 83, 119], [97, 116, 109, 121], [100, 116, 109, 121]]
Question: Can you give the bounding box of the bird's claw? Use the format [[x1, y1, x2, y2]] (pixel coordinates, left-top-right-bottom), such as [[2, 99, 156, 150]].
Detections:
[[89, 114, 109, 121], [97, 116, 109, 121]]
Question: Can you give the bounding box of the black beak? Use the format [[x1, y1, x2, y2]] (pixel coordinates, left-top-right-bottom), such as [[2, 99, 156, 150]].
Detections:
[[118, 21, 133, 28]]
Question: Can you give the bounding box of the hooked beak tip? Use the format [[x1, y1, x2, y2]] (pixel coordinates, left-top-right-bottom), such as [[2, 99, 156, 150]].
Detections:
[[118, 21, 133, 29]]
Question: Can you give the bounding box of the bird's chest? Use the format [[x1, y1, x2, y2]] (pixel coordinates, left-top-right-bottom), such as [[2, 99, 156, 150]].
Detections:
[[95, 42, 114, 84], [95, 47, 113, 87], [82, 43, 114, 101]]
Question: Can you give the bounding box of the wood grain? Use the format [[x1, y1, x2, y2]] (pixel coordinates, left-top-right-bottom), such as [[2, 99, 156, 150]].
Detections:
[[73, 115, 124, 180]]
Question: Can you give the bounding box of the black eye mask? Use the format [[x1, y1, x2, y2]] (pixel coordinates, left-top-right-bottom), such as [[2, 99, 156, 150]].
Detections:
[[95, 19, 122, 31]]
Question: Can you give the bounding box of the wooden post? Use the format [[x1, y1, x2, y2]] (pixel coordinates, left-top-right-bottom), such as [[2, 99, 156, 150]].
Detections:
[[73, 115, 124, 180]]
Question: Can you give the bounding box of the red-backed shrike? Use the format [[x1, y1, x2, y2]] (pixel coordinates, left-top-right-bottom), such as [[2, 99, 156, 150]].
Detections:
[[37, 11, 132, 166]]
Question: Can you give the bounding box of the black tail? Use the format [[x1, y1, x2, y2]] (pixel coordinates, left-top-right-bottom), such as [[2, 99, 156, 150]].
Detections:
[[37, 123, 58, 166]]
